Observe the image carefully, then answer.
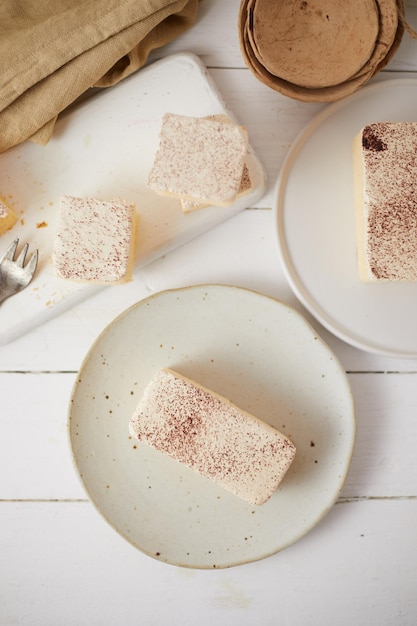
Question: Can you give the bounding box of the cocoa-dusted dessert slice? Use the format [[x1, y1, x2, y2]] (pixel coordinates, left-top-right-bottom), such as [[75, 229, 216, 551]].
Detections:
[[353, 122, 417, 281], [148, 113, 248, 207], [52, 196, 137, 284], [129, 368, 296, 505]]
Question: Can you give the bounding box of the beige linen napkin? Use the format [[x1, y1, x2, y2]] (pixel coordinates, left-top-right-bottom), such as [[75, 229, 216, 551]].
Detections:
[[0, 0, 199, 153]]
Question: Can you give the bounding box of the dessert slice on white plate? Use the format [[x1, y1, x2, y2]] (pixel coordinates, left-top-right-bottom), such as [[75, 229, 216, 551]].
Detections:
[[353, 121, 417, 281]]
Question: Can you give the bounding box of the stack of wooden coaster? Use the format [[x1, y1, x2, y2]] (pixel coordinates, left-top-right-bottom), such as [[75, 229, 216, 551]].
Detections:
[[238, 0, 406, 102]]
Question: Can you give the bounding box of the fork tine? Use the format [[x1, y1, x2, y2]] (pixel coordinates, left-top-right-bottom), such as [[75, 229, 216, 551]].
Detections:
[[0, 239, 38, 303], [1, 237, 19, 262], [26, 249, 39, 277], [16, 242, 29, 267]]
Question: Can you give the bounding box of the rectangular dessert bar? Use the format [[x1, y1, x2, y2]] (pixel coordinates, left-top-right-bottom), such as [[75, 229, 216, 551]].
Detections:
[[52, 196, 137, 284], [353, 122, 417, 281], [148, 113, 248, 207], [129, 368, 296, 505]]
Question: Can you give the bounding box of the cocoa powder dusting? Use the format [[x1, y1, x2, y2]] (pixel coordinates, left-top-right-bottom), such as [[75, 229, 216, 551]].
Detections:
[[148, 113, 247, 205], [362, 126, 387, 152], [361, 123, 417, 280], [52, 196, 135, 282], [129, 369, 296, 505]]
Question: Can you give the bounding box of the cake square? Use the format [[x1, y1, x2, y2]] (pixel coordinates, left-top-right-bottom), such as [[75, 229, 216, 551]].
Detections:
[[353, 122, 417, 281], [148, 113, 248, 207], [52, 196, 137, 283], [178, 114, 252, 213], [0, 197, 18, 235]]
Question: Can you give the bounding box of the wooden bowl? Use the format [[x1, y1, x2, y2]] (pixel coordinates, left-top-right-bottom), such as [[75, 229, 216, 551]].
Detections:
[[239, 0, 404, 102]]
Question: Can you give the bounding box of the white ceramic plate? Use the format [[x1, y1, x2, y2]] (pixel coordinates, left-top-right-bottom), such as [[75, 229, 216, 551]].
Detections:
[[0, 53, 265, 344], [69, 284, 355, 568], [275, 78, 417, 358]]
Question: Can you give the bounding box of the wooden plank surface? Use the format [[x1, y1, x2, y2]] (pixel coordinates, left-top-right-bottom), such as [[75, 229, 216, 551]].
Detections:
[[2, 500, 416, 626], [1, 1, 417, 624]]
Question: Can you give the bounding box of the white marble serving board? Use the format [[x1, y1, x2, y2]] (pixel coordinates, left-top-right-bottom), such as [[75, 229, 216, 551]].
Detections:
[[0, 53, 266, 344]]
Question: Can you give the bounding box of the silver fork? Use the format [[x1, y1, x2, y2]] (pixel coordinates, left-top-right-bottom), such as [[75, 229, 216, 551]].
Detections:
[[0, 238, 39, 304]]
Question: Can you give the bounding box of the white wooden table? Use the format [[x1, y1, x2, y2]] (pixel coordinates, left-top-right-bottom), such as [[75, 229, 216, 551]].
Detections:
[[2, 2, 417, 624]]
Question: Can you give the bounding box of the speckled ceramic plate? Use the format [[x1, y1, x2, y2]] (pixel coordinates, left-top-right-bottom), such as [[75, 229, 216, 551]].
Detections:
[[68, 284, 355, 568]]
